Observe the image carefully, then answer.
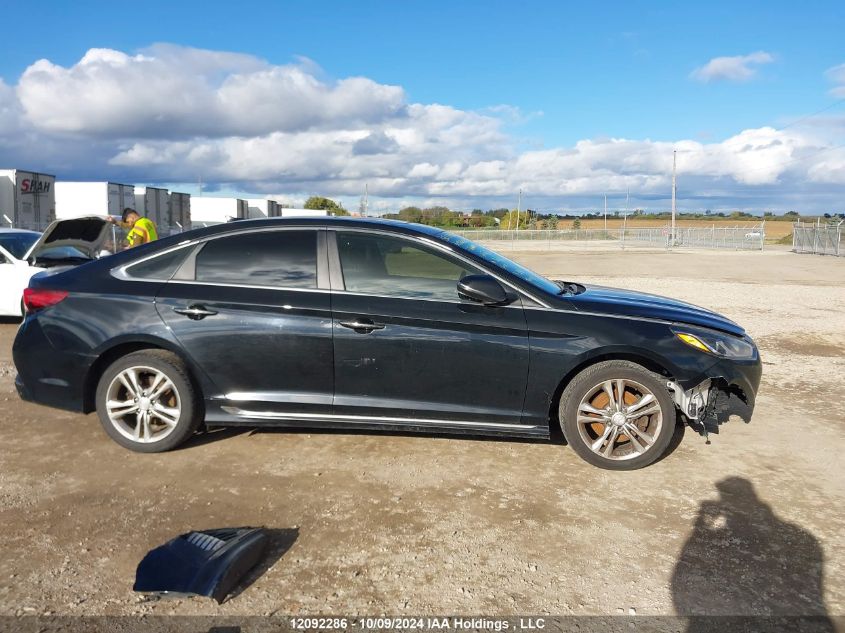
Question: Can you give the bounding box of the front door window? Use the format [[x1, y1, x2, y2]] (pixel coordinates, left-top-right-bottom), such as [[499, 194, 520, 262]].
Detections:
[[337, 232, 481, 301]]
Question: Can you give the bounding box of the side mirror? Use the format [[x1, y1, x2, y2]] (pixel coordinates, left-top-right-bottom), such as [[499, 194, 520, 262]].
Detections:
[[457, 274, 515, 306]]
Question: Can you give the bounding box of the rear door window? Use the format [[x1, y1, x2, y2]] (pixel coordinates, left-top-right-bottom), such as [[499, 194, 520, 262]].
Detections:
[[193, 230, 317, 288], [125, 247, 191, 280]]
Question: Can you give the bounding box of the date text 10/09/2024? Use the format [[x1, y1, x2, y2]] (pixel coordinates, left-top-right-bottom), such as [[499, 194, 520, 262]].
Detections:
[[290, 617, 547, 631]]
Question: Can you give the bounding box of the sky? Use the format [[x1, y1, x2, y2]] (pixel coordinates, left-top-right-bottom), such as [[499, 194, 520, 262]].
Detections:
[[1, 0, 844, 214]]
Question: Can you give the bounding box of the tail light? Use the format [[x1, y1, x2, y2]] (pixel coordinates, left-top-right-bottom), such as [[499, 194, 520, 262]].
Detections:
[[23, 288, 69, 313]]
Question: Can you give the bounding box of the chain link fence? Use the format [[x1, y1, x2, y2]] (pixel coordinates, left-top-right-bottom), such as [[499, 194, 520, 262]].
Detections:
[[450, 225, 766, 251], [792, 223, 842, 256]]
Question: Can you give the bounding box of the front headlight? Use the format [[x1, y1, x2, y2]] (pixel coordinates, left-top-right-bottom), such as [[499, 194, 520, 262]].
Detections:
[[673, 328, 757, 360]]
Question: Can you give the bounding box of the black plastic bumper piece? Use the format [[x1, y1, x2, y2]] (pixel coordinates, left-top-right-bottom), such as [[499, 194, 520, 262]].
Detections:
[[133, 527, 268, 604]]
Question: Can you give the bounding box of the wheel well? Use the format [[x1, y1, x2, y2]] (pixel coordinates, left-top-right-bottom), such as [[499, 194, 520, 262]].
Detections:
[[82, 342, 198, 413], [546, 352, 673, 427]]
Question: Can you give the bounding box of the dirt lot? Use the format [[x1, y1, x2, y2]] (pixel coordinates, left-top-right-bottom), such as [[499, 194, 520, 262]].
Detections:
[[0, 245, 843, 618]]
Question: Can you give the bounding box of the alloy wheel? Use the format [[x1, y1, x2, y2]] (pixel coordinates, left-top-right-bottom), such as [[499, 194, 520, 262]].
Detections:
[[575, 378, 663, 461], [105, 366, 182, 444]]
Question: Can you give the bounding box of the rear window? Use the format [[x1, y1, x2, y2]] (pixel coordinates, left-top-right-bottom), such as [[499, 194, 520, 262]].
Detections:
[[194, 230, 317, 288], [126, 247, 191, 280]]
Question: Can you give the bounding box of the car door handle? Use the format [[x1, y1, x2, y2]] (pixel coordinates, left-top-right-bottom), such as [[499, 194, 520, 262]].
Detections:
[[339, 319, 385, 332], [173, 305, 218, 320]]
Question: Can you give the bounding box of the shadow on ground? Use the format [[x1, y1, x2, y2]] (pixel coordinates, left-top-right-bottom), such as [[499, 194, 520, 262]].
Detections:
[[671, 477, 834, 632], [226, 527, 299, 602]]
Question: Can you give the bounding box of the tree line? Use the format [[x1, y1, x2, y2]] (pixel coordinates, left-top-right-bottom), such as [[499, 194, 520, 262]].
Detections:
[[303, 196, 840, 226]]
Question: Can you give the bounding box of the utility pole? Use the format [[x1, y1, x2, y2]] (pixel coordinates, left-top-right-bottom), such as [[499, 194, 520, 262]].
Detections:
[[625, 188, 629, 226], [360, 183, 369, 216], [516, 188, 522, 232], [604, 194, 608, 232], [623, 187, 629, 247], [671, 150, 677, 243]]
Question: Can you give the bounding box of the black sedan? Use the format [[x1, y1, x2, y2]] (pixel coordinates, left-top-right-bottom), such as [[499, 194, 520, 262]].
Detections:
[[13, 218, 761, 470]]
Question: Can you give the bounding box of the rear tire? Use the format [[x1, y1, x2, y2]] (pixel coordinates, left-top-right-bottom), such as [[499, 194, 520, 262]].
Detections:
[[95, 350, 202, 453], [559, 360, 676, 470]]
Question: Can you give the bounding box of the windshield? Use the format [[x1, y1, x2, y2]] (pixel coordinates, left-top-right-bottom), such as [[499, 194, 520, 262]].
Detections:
[[0, 232, 40, 260], [438, 232, 561, 296]]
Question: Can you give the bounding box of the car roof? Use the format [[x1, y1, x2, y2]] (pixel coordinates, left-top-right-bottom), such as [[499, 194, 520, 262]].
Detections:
[[178, 216, 448, 241], [0, 228, 41, 235], [218, 216, 423, 229]]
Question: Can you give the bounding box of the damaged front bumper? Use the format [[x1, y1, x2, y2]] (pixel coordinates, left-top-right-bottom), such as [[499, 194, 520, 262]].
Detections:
[[668, 356, 761, 435]]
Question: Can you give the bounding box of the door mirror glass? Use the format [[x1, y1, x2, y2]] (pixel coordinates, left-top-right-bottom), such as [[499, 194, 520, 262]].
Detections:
[[457, 275, 514, 306]]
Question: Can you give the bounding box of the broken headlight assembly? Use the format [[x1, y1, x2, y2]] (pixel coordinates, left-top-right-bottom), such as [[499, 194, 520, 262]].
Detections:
[[673, 327, 757, 360]]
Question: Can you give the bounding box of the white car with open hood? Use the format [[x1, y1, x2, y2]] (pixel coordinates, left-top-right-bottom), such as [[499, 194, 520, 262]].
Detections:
[[0, 217, 113, 317]]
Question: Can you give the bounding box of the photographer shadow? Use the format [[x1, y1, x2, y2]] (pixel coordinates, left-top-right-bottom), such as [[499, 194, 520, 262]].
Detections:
[[671, 477, 834, 632]]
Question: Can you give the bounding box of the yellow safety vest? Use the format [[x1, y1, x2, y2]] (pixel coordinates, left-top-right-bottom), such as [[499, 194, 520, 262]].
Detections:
[[126, 217, 158, 247]]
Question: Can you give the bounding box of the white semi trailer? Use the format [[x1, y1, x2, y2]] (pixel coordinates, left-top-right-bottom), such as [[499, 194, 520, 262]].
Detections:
[[55, 181, 136, 220], [245, 198, 280, 219], [135, 186, 169, 231], [0, 169, 56, 230], [280, 208, 328, 217], [168, 192, 191, 231], [191, 197, 248, 225]]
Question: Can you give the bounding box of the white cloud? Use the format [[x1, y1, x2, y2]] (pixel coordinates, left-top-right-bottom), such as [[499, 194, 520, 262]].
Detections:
[[826, 63, 845, 97], [690, 51, 775, 83], [1, 45, 844, 212], [17, 44, 405, 137], [0, 79, 20, 136], [108, 125, 837, 203]]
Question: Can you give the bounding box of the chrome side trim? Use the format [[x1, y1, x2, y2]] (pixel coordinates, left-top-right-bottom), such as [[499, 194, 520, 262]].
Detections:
[[222, 392, 333, 404], [220, 406, 538, 430]]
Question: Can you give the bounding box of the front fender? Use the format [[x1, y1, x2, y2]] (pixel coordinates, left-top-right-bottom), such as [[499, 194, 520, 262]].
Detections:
[[522, 308, 726, 426]]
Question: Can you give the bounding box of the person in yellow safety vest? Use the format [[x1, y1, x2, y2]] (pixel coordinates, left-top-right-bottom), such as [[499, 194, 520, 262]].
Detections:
[[107, 208, 158, 249]]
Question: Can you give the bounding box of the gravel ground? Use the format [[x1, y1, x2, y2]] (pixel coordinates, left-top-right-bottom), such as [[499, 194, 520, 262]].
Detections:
[[0, 245, 843, 618]]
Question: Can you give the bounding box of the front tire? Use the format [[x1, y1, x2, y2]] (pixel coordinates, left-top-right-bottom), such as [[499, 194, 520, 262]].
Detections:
[[95, 350, 202, 453], [559, 360, 676, 470]]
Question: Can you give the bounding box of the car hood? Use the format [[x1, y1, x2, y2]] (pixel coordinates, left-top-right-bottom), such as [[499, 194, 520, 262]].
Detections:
[[24, 216, 111, 261], [565, 284, 744, 336]]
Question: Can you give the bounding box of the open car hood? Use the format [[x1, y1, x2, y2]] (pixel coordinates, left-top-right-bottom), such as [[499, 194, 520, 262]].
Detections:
[[24, 216, 111, 261]]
